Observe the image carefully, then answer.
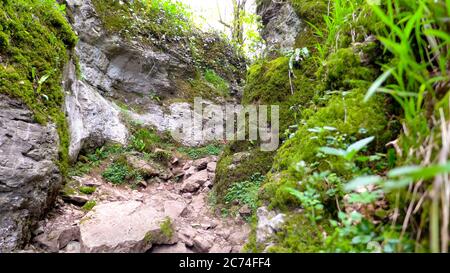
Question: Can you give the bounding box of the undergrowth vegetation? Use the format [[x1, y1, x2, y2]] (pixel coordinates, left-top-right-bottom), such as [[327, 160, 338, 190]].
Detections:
[[235, 0, 450, 253]]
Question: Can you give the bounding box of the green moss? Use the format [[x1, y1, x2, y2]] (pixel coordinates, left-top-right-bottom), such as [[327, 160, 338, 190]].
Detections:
[[178, 144, 223, 160], [79, 186, 96, 195], [82, 200, 97, 212], [213, 142, 275, 205], [204, 69, 230, 95], [290, 0, 328, 27], [160, 217, 174, 239], [318, 48, 377, 90], [270, 213, 329, 253], [0, 0, 78, 176], [175, 72, 231, 102], [91, 0, 191, 40]]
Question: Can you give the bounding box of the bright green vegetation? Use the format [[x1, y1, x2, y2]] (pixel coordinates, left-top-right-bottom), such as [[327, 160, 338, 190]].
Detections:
[[91, 0, 192, 40], [160, 217, 174, 239], [0, 0, 78, 175], [178, 144, 223, 160], [102, 156, 144, 185], [68, 145, 126, 177], [214, 0, 450, 253], [213, 141, 275, 205], [79, 186, 96, 195], [224, 173, 265, 211], [129, 127, 175, 154], [82, 200, 97, 212], [102, 163, 132, 185], [203, 69, 230, 95]]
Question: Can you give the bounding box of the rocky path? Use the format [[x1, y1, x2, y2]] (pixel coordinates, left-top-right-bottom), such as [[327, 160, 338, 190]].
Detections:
[[26, 156, 250, 253]]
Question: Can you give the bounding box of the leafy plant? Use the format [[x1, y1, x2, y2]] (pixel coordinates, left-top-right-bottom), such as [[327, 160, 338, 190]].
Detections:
[[178, 144, 223, 159], [102, 163, 131, 185], [286, 186, 324, 224], [224, 173, 265, 211], [319, 136, 375, 161]]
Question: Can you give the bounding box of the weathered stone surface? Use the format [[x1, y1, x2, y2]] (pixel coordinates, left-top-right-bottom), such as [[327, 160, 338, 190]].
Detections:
[[0, 95, 62, 252], [207, 162, 217, 172], [126, 156, 160, 177], [184, 170, 209, 187], [61, 241, 81, 253], [193, 158, 210, 171], [164, 200, 187, 219], [62, 195, 89, 207], [210, 245, 232, 253], [33, 226, 80, 252], [63, 60, 128, 161], [181, 181, 201, 193], [193, 236, 213, 253], [65, 0, 246, 149], [79, 201, 175, 253], [239, 205, 252, 218], [256, 207, 286, 244], [257, 0, 302, 52], [151, 242, 194, 253]]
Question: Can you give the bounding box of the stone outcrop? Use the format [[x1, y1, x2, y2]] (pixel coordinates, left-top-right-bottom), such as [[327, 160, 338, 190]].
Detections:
[[257, 0, 302, 52], [0, 95, 62, 252], [63, 60, 128, 161], [63, 0, 245, 157], [79, 200, 176, 253], [256, 207, 285, 245]]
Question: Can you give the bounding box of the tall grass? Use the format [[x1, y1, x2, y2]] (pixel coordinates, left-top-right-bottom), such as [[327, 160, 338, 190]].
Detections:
[[307, 0, 364, 61], [365, 0, 450, 253]]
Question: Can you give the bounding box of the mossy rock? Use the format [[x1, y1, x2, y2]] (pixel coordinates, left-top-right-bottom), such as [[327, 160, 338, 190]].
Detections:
[[318, 48, 377, 91], [213, 141, 275, 205], [0, 0, 78, 175]]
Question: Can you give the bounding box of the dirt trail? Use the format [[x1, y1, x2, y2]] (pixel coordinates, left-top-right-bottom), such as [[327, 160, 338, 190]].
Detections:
[[26, 156, 250, 253]]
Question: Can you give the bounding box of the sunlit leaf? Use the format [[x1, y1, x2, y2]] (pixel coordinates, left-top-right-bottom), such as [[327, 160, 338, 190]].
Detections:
[[347, 136, 375, 154], [365, 68, 393, 102], [318, 147, 346, 157], [345, 176, 382, 192]]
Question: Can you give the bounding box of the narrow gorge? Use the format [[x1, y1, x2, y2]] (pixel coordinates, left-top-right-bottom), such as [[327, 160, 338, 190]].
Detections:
[[1, 0, 449, 254]]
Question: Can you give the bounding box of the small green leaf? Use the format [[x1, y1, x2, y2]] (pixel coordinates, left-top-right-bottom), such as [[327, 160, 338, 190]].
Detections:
[[347, 136, 375, 154], [38, 74, 50, 85], [345, 176, 382, 192], [365, 68, 393, 102], [318, 147, 346, 157]]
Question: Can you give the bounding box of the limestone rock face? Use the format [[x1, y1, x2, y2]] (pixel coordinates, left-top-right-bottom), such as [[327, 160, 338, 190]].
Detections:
[[63, 0, 245, 154], [256, 207, 286, 244], [63, 61, 128, 161], [0, 95, 62, 252], [257, 0, 303, 52]]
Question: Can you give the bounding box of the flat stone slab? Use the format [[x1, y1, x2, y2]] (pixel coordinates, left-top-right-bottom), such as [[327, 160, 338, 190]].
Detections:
[[80, 201, 174, 253]]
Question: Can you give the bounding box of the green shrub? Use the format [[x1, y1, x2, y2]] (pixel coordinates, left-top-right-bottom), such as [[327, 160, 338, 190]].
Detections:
[[160, 217, 174, 239], [224, 173, 265, 211], [102, 163, 131, 185]]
